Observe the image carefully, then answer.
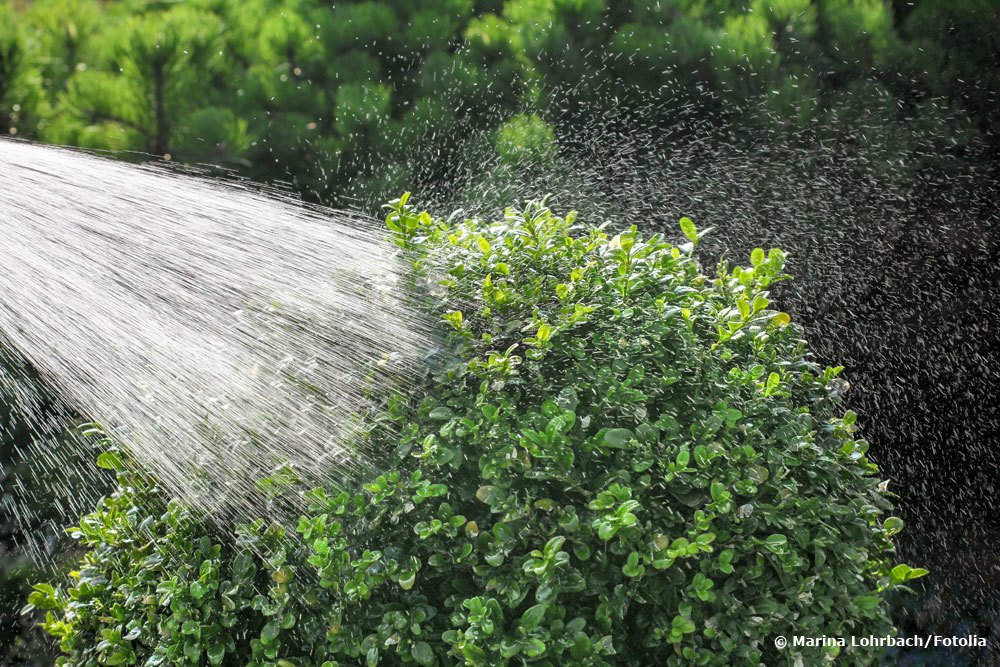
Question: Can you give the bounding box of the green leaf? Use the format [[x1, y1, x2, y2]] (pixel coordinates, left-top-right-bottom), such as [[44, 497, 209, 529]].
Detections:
[[764, 372, 780, 396], [679, 216, 698, 243], [675, 448, 690, 467], [106, 651, 130, 666], [890, 563, 929, 583], [207, 643, 226, 665], [622, 551, 645, 577], [855, 595, 881, 611], [764, 534, 788, 553], [544, 535, 566, 556], [598, 522, 618, 541], [428, 406, 454, 420], [442, 310, 463, 330], [261, 621, 280, 642], [412, 641, 434, 665], [520, 604, 546, 632], [96, 451, 124, 470], [694, 444, 709, 466], [476, 485, 500, 504], [189, 581, 209, 600], [883, 516, 904, 537], [603, 428, 633, 448], [522, 638, 546, 658], [710, 481, 726, 503]]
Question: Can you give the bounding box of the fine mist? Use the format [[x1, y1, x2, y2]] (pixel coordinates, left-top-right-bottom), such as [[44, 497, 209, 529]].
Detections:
[[0, 140, 432, 546]]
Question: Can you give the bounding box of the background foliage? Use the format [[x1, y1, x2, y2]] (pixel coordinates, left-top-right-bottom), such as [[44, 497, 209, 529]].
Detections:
[[1, 0, 997, 204]]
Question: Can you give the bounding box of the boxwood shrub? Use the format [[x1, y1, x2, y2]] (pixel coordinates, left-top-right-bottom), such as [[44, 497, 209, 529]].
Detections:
[[26, 196, 923, 666]]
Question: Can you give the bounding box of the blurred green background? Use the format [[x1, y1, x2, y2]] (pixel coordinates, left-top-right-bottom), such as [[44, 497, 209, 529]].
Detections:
[[2, 0, 997, 203]]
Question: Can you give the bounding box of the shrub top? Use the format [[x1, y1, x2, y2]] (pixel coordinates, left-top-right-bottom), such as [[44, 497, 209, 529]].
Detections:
[[29, 196, 920, 666]]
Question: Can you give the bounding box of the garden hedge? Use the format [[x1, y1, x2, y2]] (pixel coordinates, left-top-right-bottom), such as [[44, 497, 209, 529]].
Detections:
[[26, 196, 923, 665]]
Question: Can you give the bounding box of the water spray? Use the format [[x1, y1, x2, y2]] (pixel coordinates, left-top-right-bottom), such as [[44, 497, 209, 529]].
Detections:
[[0, 140, 433, 544]]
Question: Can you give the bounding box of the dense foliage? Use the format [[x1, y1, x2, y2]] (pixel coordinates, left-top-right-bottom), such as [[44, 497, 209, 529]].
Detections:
[[25, 197, 922, 665]]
